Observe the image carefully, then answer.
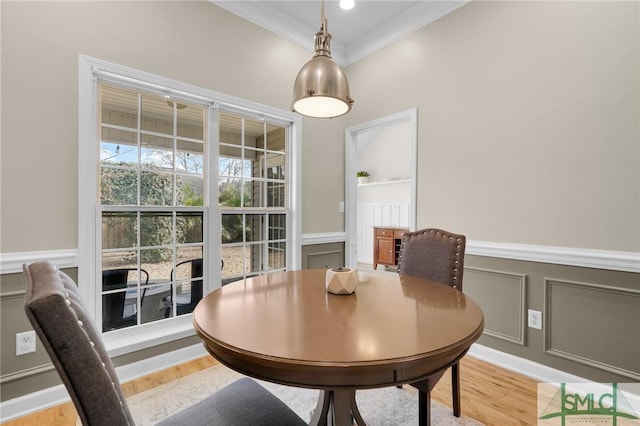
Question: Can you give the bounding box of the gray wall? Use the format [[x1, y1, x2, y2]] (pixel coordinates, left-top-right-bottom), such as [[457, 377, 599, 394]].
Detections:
[[1, 0, 638, 407], [464, 256, 639, 383], [0, 268, 203, 401], [1, 245, 344, 401], [3, 257, 637, 402]]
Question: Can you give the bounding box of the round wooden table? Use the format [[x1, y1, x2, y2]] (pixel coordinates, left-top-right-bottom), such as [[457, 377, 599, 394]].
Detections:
[[193, 269, 484, 425]]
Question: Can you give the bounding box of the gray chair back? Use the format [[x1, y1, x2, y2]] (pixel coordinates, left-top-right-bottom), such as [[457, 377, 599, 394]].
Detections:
[[396, 228, 468, 421], [24, 261, 135, 426], [397, 228, 466, 290]]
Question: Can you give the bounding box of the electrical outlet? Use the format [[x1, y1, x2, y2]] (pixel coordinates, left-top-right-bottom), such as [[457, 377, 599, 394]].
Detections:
[[528, 309, 543, 330], [339, 201, 345, 213], [16, 330, 36, 356]]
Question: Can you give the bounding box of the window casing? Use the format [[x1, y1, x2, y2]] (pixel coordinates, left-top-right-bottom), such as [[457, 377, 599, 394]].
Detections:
[[79, 56, 302, 353]]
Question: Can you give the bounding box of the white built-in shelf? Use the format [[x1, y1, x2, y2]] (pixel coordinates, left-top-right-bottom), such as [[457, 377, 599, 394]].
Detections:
[[357, 179, 410, 187]]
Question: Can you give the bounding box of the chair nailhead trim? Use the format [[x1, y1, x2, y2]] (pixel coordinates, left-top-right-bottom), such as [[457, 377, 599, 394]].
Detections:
[[59, 271, 133, 425], [401, 228, 465, 288]]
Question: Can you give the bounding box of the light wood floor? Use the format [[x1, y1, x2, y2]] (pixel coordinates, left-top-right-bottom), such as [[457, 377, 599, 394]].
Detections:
[[3, 355, 539, 425]]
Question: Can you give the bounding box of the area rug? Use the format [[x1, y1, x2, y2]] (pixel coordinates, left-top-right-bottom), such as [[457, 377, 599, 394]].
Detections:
[[127, 364, 483, 425]]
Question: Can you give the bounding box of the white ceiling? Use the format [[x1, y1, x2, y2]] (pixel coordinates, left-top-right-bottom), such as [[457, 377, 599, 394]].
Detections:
[[211, 1, 469, 66]]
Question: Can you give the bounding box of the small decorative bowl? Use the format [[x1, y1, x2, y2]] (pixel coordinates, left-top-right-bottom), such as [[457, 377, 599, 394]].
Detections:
[[326, 267, 358, 295]]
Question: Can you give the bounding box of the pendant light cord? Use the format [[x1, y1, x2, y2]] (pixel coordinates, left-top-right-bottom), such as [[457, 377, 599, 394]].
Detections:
[[321, 0, 327, 37]]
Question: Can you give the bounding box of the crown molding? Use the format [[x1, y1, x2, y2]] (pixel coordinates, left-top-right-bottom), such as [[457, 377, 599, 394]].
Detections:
[[211, 1, 334, 60], [210, 0, 468, 67], [344, 0, 468, 65]]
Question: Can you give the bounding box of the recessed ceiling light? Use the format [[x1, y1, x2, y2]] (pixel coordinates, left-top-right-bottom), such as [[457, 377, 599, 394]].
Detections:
[[340, 0, 354, 11]]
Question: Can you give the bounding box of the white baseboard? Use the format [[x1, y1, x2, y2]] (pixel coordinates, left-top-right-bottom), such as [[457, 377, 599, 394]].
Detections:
[[469, 344, 640, 410], [468, 344, 588, 384], [0, 344, 207, 423], [114, 342, 207, 383]]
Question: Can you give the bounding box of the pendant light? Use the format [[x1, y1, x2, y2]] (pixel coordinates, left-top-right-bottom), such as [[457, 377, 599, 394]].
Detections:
[[291, 0, 354, 118]]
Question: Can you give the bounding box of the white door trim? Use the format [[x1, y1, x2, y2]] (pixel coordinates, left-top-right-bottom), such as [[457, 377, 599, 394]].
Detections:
[[344, 108, 418, 267]]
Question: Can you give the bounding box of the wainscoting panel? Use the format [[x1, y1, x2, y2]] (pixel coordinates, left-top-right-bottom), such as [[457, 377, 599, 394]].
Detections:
[[301, 243, 345, 269], [545, 278, 640, 380], [356, 203, 410, 264], [2, 246, 638, 403], [464, 267, 527, 345], [0, 285, 58, 393]]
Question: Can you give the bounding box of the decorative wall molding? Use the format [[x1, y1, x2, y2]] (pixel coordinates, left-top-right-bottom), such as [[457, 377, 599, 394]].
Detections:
[[465, 267, 527, 345], [0, 250, 78, 275], [301, 232, 346, 246], [305, 250, 344, 269], [0, 290, 26, 301], [0, 364, 55, 385], [544, 278, 640, 381], [467, 240, 640, 273], [2, 241, 638, 274]]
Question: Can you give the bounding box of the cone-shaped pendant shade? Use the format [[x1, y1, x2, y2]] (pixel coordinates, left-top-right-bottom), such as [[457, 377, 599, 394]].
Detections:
[[291, 6, 353, 118]]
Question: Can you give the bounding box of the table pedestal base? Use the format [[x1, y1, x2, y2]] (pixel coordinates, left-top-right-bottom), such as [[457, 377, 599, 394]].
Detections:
[[310, 389, 366, 426]]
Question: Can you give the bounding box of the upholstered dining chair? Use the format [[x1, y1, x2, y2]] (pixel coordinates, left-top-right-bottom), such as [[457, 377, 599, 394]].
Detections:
[[397, 228, 466, 423], [23, 261, 306, 426]]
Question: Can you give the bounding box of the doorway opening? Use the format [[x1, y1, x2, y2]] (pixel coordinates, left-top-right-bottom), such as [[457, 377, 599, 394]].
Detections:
[[344, 109, 418, 268]]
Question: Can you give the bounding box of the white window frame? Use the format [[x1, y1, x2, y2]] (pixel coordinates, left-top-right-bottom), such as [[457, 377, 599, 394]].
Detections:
[[218, 112, 290, 283], [78, 56, 302, 356]]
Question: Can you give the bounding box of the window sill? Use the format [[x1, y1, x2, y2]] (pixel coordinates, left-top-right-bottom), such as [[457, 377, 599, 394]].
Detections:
[[103, 315, 196, 357]]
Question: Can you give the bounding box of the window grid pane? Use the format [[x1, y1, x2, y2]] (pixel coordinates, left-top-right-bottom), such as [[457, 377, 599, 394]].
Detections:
[[99, 83, 206, 330], [218, 111, 288, 283]]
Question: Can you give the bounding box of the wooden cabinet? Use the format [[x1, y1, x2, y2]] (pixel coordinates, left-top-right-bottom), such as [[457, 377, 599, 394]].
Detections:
[[373, 227, 408, 269]]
